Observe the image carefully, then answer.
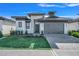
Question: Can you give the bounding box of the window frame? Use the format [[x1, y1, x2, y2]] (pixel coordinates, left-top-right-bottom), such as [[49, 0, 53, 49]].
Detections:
[[26, 23, 30, 29], [18, 22, 22, 28]]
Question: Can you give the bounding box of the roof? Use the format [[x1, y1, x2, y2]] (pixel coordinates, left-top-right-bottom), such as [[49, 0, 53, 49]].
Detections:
[[60, 16, 79, 19], [74, 18, 79, 22], [28, 13, 45, 16], [11, 16, 30, 21], [0, 16, 15, 22], [36, 17, 74, 23]]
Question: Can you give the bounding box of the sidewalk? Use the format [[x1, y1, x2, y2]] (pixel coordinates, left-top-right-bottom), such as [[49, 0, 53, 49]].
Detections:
[[0, 50, 53, 56]]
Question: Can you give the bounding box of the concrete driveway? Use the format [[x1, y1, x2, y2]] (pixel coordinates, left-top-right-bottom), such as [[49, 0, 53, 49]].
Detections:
[[45, 34, 79, 56]]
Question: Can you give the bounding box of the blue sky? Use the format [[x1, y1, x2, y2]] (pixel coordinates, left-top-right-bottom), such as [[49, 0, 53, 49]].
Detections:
[[0, 3, 79, 16]]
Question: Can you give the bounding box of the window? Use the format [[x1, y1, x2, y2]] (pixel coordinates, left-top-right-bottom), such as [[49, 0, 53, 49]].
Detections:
[[18, 22, 22, 27], [26, 23, 30, 29]]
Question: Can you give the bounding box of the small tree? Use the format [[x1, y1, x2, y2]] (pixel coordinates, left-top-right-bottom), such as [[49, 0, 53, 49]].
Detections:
[[25, 30, 28, 35], [0, 31, 3, 38]]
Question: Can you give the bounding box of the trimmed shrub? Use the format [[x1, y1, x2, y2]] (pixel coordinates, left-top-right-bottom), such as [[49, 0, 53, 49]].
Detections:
[[68, 31, 72, 35], [68, 30, 76, 35], [40, 31, 44, 35], [16, 31, 20, 35], [72, 30, 76, 32], [20, 31, 23, 35], [10, 31, 16, 35], [0, 31, 3, 38], [72, 32, 79, 38], [25, 30, 28, 35]]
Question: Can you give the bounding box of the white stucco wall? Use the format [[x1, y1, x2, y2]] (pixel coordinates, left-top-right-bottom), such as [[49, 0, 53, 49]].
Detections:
[[78, 22, 79, 30], [16, 20, 32, 34], [64, 22, 79, 34], [39, 23, 44, 34], [1, 20, 16, 35], [16, 20, 26, 34], [2, 25, 12, 35], [0, 20, 2, 31], [26, 23, 31, 33], [30, 15, 44, 33], [15, 15, 44, 34]]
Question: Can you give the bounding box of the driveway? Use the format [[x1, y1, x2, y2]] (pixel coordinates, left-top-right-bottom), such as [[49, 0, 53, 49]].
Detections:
[[45, 34, 79, 56]]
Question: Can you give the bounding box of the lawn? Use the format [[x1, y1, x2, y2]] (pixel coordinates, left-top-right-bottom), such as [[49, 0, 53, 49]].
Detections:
[[0, 36, 50, 49]]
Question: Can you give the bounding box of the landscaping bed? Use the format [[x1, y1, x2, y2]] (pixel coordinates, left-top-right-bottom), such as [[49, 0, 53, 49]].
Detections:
[[0, 36, 50, 49]]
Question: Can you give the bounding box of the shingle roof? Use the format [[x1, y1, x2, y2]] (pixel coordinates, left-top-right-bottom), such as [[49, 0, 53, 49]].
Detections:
[[74, 18, 79, 22], [28, 13, 45, 16], [11, 16, 30, 21], [0, 16, 15, 22], [36, 16, 73, 22]]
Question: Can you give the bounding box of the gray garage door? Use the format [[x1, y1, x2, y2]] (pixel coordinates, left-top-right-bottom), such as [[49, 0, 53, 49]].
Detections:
[[44, 22, 64, 34]]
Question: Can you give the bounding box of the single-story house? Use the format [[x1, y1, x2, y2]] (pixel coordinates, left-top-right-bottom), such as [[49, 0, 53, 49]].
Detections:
[[0, 16, 16, 35], [12, 12, 79, 34]]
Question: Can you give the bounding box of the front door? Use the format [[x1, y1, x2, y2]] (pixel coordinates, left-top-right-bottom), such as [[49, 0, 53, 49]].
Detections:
[[35, 24, 40, 33]]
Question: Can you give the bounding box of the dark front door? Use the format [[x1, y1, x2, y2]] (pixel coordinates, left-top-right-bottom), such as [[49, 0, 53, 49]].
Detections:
[[35, 24, 40, 33]]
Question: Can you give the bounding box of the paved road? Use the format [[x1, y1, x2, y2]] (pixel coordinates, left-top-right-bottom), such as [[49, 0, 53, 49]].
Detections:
[[45, 34, 79, 56], [0, 50, 53, 56]]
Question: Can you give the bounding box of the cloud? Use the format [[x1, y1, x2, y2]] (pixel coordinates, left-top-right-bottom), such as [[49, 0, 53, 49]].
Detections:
[[65, 3, 79, 7], [38, 3, 79, 8], [38, 3, 65, 8]]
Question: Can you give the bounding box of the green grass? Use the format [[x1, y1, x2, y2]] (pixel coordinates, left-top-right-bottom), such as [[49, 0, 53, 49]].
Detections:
[[0, 36, 50, 49]]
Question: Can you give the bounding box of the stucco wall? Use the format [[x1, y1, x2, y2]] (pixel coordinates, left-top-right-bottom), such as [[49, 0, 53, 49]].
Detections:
[[30, 15, 44, 33], [16, 20, 32, 34], [0, 20, 2, 31], [16, 20, 26, 34], [2, 20, 16, 35], [39, 23, 44, 34], [2, 25, 15, 35], [64, 22, 79, 34]]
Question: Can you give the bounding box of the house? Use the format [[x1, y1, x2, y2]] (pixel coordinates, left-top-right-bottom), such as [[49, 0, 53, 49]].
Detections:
[[0, 16, 16, 36], [12, 12, 79, 35], [12, 13, 44, 34]]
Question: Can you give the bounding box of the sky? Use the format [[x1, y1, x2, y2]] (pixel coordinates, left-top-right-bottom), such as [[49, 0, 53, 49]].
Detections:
[[0, 3, 79, 17]]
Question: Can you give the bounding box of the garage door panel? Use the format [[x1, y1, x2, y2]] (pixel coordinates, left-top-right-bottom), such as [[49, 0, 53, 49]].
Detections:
[[44, 23, 64, 34]]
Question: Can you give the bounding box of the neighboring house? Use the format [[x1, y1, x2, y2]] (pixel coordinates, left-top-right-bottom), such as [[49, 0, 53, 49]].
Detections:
[[0, 17, 16, 35], [12, 12, 79, 34]]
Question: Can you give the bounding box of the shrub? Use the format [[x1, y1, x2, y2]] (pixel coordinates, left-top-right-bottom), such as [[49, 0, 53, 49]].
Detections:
[[25, 30, 28, 35], [72, 32, 79, 38], [16, 31, 20, 35], [20, 31, 23, 35], [68, 30, 76, 35], [40, 31, 44, 35], [68, 31, 72, 35], [10, 31, 16, 35], [72, 30, 76, 32], [0, 31, 3, 38]]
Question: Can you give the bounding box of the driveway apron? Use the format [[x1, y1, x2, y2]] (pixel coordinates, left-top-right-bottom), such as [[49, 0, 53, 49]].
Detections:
[[45, 34, 79, 56]]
